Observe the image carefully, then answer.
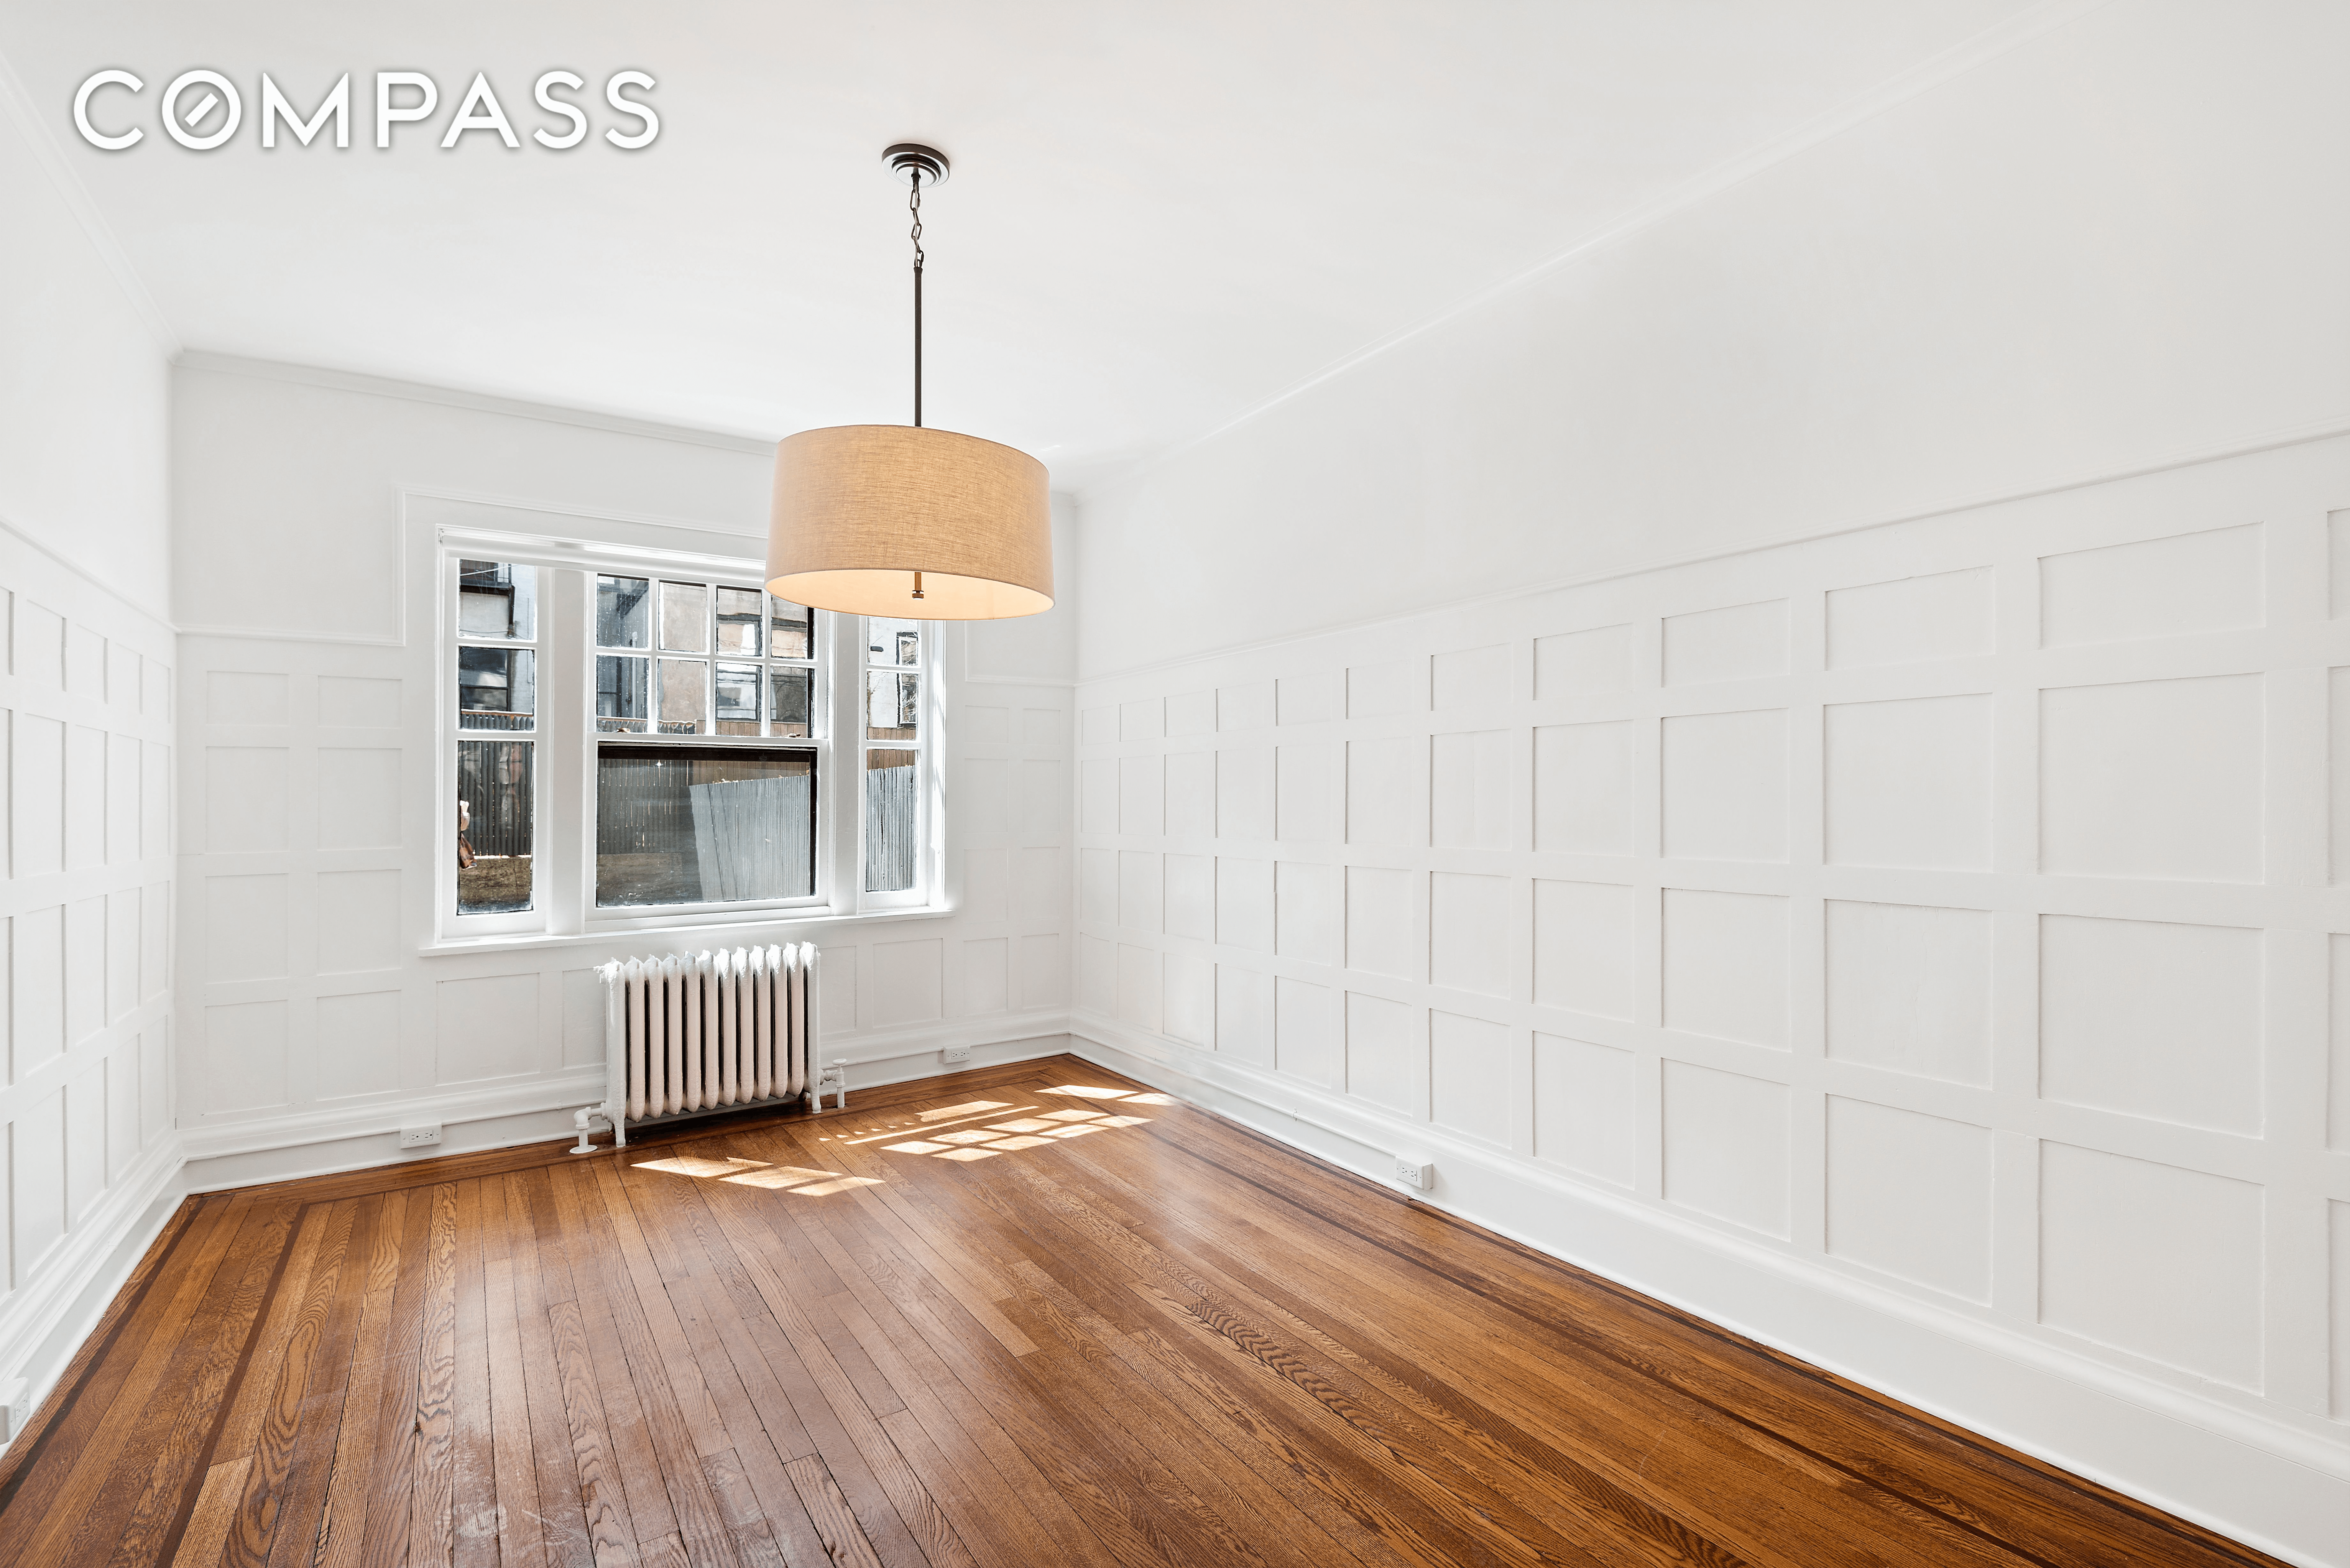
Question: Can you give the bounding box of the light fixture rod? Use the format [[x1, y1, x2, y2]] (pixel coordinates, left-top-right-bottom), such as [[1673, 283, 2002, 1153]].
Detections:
[[909, 165, 925, 427]]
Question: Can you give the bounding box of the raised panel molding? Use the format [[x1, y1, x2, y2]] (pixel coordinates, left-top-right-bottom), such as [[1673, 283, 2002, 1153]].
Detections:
[[0, 532, 180, 1452], [1069, 433, 2350, 1561]]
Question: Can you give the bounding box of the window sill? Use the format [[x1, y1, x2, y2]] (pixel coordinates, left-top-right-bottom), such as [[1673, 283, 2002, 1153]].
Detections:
[[418, 901, 956, 957]]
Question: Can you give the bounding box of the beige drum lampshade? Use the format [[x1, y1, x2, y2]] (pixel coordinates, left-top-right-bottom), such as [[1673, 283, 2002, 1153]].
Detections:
[[765, 424, 1053, 619]]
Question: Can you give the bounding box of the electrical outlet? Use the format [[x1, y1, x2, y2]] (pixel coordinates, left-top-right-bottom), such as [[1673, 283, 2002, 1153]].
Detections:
[[1394, 1157, 1432, 1191], [942, 1044, 972, 1064], [399, 1122, 443, 1149]]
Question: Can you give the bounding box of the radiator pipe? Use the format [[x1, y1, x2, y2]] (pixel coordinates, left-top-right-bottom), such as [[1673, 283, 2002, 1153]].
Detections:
[[571, 1104, 612, 1155]]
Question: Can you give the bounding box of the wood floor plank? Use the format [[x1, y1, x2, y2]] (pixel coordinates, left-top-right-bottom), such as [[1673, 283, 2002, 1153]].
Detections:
[[782, 1455, 888, 1568], [659, 1169, 937, 1568], [221, 1200, 360, 1568], [784, 1212, 1113, 1568], [447, 1180, 499, 1568], [170, 1456, 254, 1568], [477, 1179, 551, 1568], [549, 1162, 735, 1568], [98, 1197, 303, 1568], [604, 1162, 839, 1568], [543, 1168, 679, 1558], [581, 1162, 730, 1458], [1031, 1151, 1835, 1568], [261, 1196, 381, 1568], [0, 1195, 205, 1509], [1119, 1121, 2088, 1568], [497, 1172, 604, 1568], [408, 1183, 462, 1568], [0, 1057, 2296, 1568], [1, 1195, 258, 1568]]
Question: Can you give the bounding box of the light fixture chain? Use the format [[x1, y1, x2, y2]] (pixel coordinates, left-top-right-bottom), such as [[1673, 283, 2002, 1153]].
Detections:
[[909, 169, 924, 429]]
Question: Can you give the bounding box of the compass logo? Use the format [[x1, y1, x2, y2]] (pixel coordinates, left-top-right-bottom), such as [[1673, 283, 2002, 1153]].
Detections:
[[71, 70, 659, 152]]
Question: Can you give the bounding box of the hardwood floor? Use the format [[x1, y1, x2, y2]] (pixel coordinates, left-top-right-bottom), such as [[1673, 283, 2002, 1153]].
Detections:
[[0, 1054, 2282, 1568]]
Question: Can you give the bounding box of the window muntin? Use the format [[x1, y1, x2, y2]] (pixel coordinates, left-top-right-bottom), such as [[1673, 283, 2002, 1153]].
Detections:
[[595, 575, 815, 740], [454, 560, 537, 914], [589, 573, 825, 913]]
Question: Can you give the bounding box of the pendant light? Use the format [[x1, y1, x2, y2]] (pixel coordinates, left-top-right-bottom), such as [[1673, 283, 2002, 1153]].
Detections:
[[764, 143, 1054, 620]]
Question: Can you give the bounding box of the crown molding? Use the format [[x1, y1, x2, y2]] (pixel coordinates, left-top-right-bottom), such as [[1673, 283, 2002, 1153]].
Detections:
[[174, 351, 784, 457], [1073, 406, 2350, 687], [1082, 0, 2121, 506], [0, 45, 181, 357]]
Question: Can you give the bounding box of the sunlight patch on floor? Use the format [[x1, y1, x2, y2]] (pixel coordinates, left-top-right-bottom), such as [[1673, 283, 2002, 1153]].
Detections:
[[878, 1095, 1155, 1165], [633, 1154, 881, 1196]]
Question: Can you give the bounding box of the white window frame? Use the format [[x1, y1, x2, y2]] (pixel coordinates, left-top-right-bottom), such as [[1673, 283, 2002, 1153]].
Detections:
[[430, 524, 944, 945], [857, 614, 938, 912]]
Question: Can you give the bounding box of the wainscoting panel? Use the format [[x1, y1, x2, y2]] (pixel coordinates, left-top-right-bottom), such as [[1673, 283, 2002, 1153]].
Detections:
[[175, 621, 1076, 1187], [1071, 432, 2350, 1566], [0, 530, 180, 1439]]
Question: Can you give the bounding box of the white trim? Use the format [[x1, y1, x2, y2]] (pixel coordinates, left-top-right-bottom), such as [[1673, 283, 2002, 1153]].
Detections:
[[178, 1070, 609, 1161], [0, 1132, 187, 1450], [1064, 1013, 2350, 1568], [176, 351, 778, 456], [0, 509, 177, 634], [415, 900, 958, 956], [1079, 0, 2119, 506], [405, 485, 767, 546], [178, 1018, 1077, 1183], [178, 622, 405, 648], [1076, 409, 2350, 684], [0, 44, 181, 356]]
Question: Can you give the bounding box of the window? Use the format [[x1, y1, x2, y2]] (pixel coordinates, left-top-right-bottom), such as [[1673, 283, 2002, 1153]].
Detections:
[[455, 561, 538, 914], [443, 547, 937, 938], [863, 617, 926, 894], [587, 571, 822, 911]]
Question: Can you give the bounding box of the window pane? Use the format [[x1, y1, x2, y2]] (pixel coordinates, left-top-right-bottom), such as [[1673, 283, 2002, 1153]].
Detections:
[[769, 666, 813, 737], [597, 745, 816, 906], [596, 654, 649, 732], [658, 658, 707, 733], [868, 617, 920, 667], [769, 596, 812, 659], [458, 646, 534, 729], [596, 575, 651, 649], [866, 670, 919, 740], [659, 581, 709, 652], [715, 587, 763, 656], [458, 561, 536, 641], [864, 748, 919, 892], [458, 740, 534, 912], [715, 661, 762, 735]]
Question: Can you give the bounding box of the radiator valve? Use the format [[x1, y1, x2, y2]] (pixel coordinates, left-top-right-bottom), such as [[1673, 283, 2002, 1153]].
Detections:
[[571, 1104, 610, 1155], [818, 1057, 848, 1110]]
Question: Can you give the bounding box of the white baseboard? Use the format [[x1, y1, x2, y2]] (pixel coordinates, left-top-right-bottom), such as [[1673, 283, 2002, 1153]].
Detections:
[[181, 1018, 1078, 1191], [1065, 1014, 2350, 1568], [0, 1133, 188, 1454]]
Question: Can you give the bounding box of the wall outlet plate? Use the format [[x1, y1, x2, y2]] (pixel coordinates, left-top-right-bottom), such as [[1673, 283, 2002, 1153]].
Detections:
[[942, 1045, 971, 1064], [1394, 1157, 1432, 1191], [399, 1122, 443, 1149]]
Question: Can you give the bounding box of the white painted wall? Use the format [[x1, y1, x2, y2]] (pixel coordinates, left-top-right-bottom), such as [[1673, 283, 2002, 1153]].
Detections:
[[0, 86, 180, 1437], [1077, 0, 2350, 670], [1069, 4, 2350, 1562], [171, 359, 1078, 1186], [1076, 432, 2350, 1568]]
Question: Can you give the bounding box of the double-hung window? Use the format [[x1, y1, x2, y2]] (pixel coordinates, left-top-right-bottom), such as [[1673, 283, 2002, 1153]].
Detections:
[[442, 543, 937, 940]]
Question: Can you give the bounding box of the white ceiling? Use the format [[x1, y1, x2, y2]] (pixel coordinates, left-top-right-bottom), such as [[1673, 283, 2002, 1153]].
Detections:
[[3, 0, 2044, 490]]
